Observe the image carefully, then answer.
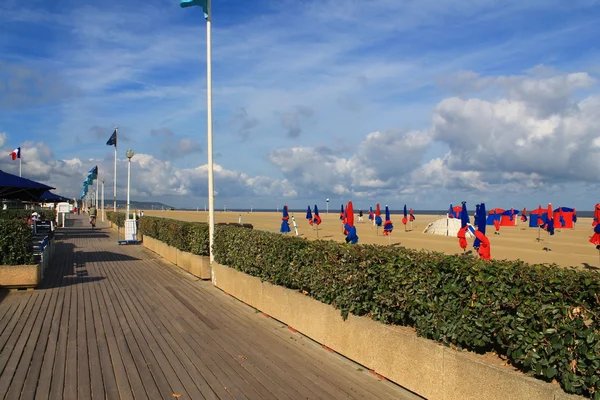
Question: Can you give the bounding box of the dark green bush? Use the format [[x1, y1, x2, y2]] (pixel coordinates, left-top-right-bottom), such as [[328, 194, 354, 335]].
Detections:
[[106, 211, 128, 228], [0, 220, 34, 265], [0, 209, 56, 221], [213, 225, 600, 399], [138, 216, 209, 256]]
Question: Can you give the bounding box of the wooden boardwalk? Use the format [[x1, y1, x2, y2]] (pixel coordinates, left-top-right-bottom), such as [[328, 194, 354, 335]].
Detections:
[[0, 217, 419, 399]]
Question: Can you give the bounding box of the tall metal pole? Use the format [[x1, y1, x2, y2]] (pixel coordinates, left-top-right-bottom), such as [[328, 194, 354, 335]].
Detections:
[[126, 157, 131, 218], [95, 175, 99, 209], [113, 127, 118, 212], [101, 178, 105, 222], [206, 14, 215, 264]]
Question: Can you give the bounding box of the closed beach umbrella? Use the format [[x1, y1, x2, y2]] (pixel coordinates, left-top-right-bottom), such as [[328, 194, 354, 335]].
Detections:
[[594, 204, 600, 227], [368, 206, 374, 221], [280, 205, 291, 233], [340, 204, 345, 221], [375, 203, 382, 227], [306, 206, 313, 225], [460, 202, 470, 228], [344, 201, 358, 244], [402, 205, 408, 227], [409, 207, 415, 221], [383, 206, 393, 235], [313, 204, 321, 225]]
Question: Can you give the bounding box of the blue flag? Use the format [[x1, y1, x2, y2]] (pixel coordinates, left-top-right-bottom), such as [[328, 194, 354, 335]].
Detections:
[[106, 129, 117, 147], [180, 0, 210, 19]]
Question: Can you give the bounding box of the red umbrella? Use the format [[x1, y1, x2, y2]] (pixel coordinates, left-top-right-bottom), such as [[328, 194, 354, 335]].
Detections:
[[457, 226, 468, 252], [344, 201, 358, 244], [593, 204, 600, 227], [346, 201, 354, 227], [474, 230, 491, 260]]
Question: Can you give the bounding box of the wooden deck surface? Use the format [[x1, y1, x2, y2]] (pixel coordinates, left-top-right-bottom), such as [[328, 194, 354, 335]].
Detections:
[[0, 216, 420, 399]]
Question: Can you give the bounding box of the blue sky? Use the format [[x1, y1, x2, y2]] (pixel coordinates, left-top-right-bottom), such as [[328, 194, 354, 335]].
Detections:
[[1, 0, 600, 210]]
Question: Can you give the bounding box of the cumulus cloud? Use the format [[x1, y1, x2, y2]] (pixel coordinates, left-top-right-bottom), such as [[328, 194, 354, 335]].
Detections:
[[266, 70, 600, 203]]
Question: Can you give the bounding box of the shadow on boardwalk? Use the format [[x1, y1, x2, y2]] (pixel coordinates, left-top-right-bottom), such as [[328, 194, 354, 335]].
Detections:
[[0, 217, 420, 400]]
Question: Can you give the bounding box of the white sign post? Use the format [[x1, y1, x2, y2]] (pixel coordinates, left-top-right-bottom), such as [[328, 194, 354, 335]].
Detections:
[[56, 202, 70, 227]]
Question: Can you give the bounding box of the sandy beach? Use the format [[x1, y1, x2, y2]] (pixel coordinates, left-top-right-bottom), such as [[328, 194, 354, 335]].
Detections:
[[141, 210, 599, 270]]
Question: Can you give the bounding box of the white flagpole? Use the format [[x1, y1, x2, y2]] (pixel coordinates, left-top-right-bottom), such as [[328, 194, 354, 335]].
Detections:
[[113, 127, 118, 212], [19, 157, 22, 177], [101, 178, 105, 222], [95, 174, 99, 209], [206, 5, 215, 264]]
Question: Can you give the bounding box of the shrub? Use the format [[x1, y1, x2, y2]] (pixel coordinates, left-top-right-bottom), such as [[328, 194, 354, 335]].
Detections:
[[0, 220, 34, 265], [0, 209, 56, 221], [212, 225, 600, 398], [138, 216, 209, 256], [106, 211, 128, 228]]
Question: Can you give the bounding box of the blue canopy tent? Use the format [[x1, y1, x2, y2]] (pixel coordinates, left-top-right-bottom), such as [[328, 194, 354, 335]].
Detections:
[[0, 170, 55, 201], [40, 191, 71, 203]]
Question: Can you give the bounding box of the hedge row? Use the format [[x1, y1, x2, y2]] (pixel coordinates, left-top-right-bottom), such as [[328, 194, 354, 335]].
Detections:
[[213, 226, 600, 399], [0, 209, 56, 221], [0, 220, 34, 265], [105, 211, 131, 228], [138, 216, 209, 256]]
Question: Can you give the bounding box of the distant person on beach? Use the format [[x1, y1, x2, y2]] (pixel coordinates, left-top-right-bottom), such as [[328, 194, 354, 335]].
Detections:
[[358, 209, 363, 222]]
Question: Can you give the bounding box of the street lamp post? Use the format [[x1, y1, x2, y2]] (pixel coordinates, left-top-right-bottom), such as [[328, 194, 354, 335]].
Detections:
[[125, 149, 135, 218], [101, 178, 105, 222], [326, 198, 330, 214]]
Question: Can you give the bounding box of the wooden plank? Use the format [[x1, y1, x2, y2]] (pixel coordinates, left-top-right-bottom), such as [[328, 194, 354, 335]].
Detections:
[[37, 242, 74, 400], [7, 287, 58, 400], [94, 257, 159, 400], [20, 247, 66, 400], [94, 254, 193, 400], [148, 257, 404, 400], [81, 263, 105, 400], [95, 256, 171, 399], [104, 258, 237, 400], [85, 260, 124, 400], [143, 263, 321, 400], [0, 292, 46, 398], [123, 257, 313, 400], [62, 256, 79, 400], [76, 252, 91, 400]]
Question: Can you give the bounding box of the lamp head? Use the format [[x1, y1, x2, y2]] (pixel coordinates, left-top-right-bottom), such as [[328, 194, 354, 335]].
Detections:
[[125, 149, 135, 159]]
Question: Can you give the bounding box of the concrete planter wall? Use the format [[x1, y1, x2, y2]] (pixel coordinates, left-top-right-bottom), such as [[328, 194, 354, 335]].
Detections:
[[0, 241, 55, 289], [212, 263, 583, 400], [141, 236, 210, 280]]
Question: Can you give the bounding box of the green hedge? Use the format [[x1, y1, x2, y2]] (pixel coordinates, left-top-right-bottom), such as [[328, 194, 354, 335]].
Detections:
[[0, 220, 34, 265], [138, 216, 209, 256], [0, 209, 56, 221], [213, 226, 600, 399], [106, 211, 129, 228]]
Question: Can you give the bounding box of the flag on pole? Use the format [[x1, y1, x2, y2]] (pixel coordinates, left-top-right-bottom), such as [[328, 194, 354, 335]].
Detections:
[[9, 147, 20, 160], [180, 0, 211, 19], [88, 165, 98, 179], [106, 129, 117, 147]]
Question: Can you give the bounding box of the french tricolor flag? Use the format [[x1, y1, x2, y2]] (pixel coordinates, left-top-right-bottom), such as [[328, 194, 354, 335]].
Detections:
[[9, 147, 20, 161]]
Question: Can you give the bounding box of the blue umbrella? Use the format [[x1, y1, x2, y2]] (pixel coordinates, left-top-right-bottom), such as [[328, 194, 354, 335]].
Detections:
[[306, 206, 312, 221], [448, 203, 453, 218], [280, 205, 291, 233], [474, 203, 486, 249], [460, 202, 470, 228], [340, 204, 345, 220]]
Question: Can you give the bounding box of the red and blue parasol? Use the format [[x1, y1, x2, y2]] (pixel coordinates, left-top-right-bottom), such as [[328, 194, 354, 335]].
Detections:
[[383, 205, 393, 235], [344, 201, 358, 244], [280, 205, 291, 233]]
